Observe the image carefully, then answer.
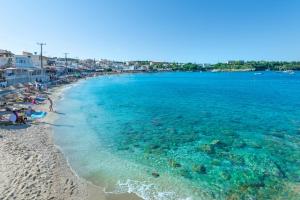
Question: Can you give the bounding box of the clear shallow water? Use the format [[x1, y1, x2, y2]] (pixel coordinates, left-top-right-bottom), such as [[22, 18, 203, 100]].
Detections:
[[54, 72, 300, 200]]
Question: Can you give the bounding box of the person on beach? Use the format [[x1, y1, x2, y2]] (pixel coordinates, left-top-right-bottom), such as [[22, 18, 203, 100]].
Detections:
[[8, 111, 17, 123], [9, 110, 27, 124], [31, 98, 37, 105], [48, 97, 54, 112]]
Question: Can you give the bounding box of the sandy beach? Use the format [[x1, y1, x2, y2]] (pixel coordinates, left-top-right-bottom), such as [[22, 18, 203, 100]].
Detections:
[[0, 84, 141, 200]]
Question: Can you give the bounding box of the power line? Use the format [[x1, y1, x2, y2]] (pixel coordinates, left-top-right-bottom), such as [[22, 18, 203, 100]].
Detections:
[[37, 42, 46, 68]]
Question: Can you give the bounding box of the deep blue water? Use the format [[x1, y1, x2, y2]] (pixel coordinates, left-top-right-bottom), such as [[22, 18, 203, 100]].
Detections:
[[54, 72, 300, 200]]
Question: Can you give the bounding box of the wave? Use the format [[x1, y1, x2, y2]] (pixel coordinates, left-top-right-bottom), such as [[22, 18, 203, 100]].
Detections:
[[111, 179, 192, 200]]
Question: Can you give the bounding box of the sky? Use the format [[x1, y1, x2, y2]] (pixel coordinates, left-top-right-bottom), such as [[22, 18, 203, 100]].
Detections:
[[0, 0, 299, 63]]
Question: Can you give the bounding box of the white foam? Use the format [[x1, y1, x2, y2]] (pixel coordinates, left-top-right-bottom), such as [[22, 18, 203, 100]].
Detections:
[[112, 179, 193, 200]]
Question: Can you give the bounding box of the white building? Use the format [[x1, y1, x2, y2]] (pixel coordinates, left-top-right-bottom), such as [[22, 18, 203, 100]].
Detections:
[[0, 49, 14, 58], [0, 53, 38, 69], [0, 57, 12, 68], [15, 55, 34, 68], [0, 49, 14, 68], [22, 51, 48, 68], [3, 67, 49, 86], [0, 50, 50, 86]]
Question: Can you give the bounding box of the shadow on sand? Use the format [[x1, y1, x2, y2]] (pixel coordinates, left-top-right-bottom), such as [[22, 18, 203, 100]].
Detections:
[[53, 111, 66, 115], [0, 124, 31, 130], [39, 121, 74, 128]]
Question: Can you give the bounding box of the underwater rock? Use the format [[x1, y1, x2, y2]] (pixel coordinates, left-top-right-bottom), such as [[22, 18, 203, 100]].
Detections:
[[176, 115, 183, 119], [198, 140, 228, 155], [179, 169, 192, 179], [192, 164, 207, 174], [271, 132, 285, 139], [234, 141, 247, 148], [161, 144, 170, 150], [239, 181, 265, 192], [247, 142, 262, 149], [144, 147, 152, 154], [272, 162, 287, 178], [133, 143, 140, 147], [190, 120, 201, 125], [223, 131, 237, 137], [144, 145, 164, 155], [227, 180, 265, 200], [184, 134, 199, 143], [211, 159, 221, 166], [211, 139, 226, 147], [152, 172, 160, 178], [167, 128, 178, 134], [168, 159, 182, 168], [226, 192, 240, 200], [150, 144, 160, 149], [117, 146, 130, 151], [152, 121, 162, 127], [228, 153, 245, 165], [220, 171, 231, 180], [198, 144, 215, 154]]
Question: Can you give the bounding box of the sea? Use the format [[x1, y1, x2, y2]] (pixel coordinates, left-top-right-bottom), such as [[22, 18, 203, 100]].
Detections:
[[54, 72, 300, 200]]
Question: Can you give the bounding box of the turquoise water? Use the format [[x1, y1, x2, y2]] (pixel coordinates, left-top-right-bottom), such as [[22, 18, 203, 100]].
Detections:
[[54, 72, 300, 200]]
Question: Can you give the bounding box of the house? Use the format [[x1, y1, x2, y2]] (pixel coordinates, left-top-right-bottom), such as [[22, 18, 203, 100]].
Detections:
[[1, 54, 35, 69], [0, 57, 13, 68], [3, 67, 49, 86], [0, 52, 49, 86], [0, 49, 14, 68], [22, 51, 48, 68], [14, 55, 34, 68], [0, 49, 14, 58]]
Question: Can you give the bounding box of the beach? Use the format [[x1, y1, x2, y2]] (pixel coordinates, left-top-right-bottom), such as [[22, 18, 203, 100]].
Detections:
[[0, 84, 141, 200]]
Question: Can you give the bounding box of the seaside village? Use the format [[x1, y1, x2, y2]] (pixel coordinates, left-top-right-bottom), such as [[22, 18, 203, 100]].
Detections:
[[0, 48, 157, 126]]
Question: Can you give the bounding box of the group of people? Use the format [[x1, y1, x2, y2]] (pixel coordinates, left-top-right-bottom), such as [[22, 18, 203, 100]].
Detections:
[[35, 79, 48, 91], [8, 106, 34, 124], [7, 97, 53, 125]]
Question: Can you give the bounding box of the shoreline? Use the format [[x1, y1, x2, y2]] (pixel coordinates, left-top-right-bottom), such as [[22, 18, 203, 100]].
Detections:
[[0, 76, 142, 200], [48, 82, 142, 200]]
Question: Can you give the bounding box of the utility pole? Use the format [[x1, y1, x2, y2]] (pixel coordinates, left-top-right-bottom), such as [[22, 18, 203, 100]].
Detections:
[[37, 43, 46, 68], [64, 53, 69, 67]]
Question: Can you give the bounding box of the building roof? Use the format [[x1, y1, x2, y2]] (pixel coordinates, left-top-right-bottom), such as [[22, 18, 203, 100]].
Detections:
[[0, 49, 14, 55]]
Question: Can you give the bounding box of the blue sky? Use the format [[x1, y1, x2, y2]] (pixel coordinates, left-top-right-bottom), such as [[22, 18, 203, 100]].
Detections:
[[0, 0, 299, 63]]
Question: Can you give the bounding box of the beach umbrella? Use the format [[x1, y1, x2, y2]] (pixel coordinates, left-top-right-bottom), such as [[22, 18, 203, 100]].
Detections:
[[6, 85, 16, 90], [16, 83, 24, 88], [15, 92, 24, 98], [22, 92, 32, 96], [4, 93, 15, 98], [12, 103, 28, 110]]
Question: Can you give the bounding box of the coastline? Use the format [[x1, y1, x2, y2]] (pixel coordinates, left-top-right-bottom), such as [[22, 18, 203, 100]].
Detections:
[[0, 77, 142, 200]]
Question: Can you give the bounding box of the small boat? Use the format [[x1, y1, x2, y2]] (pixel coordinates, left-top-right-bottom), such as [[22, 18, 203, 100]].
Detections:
[[254, 72, 263, 75], [282, 70, 295, 75]]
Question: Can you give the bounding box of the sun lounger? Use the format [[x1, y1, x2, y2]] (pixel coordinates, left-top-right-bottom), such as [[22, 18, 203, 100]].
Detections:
[[30, 111, 47, 120]]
